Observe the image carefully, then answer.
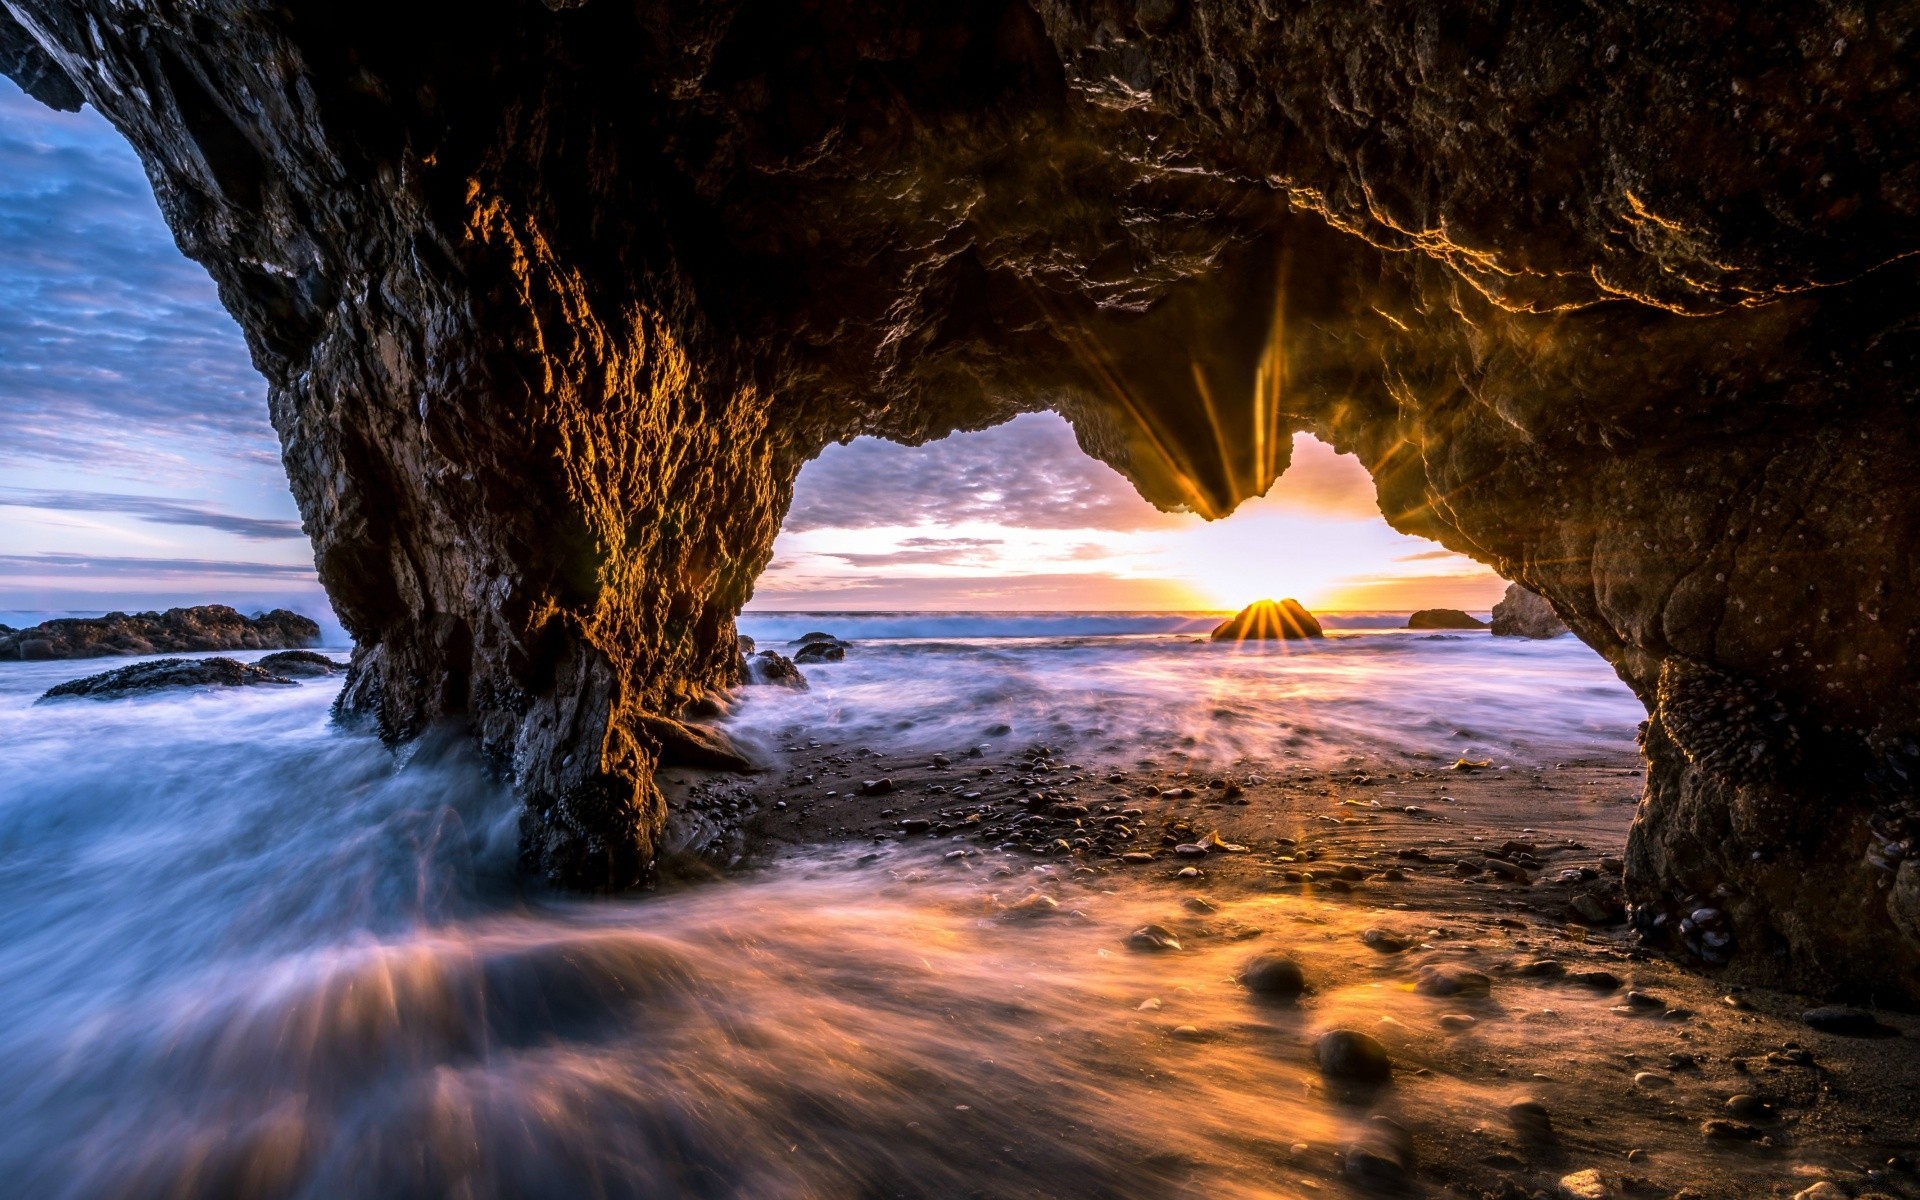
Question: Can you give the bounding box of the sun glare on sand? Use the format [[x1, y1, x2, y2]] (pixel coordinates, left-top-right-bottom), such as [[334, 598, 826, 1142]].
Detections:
[[755, 414, 1504, 613]]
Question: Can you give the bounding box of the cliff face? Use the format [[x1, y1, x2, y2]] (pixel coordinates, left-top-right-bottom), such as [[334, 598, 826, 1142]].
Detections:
[[5, 1, 1917, 997]]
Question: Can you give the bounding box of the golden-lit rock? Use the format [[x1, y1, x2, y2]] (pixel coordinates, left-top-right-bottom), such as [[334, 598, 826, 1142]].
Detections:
[[1210, 599, 1324, 642]]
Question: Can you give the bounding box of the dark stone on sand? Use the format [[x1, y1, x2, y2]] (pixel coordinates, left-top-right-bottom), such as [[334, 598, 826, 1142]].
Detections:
[[256, 650, 348, 677], [1489, 584, 1569, 639], [1416, 965, 1491, 997], [38, 656, 296, 701], [1566, 970, 1623, 991], [1802, 1006, 1899, 1037], [1506, 1097, 1554, 1141], [1210, 599, 1324, 641], [1129, 924, 1182, 953], [1701, 1119, 1762, 1142], [1407, 609, 1487, 630], [792, 632, 839, 645], [0, 606, 320, 661], [1240, 953, 1306, 999], [745, 651, 807, 689], [1344, 1116, 1415, 1193], [858, 778, 896, 796], [1363, 929, 1409, 953], [1315, 1029, 1392, 1084]]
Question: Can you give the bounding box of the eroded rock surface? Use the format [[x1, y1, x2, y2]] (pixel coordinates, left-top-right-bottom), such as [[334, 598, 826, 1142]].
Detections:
[[0, 606, 320, 661], [5, 1, 1917, 995]]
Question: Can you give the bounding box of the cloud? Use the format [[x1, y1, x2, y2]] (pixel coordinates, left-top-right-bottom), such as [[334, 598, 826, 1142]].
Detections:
[[749, 571, 1210, 611], [0, 488, 304, 539], [0, 553, 316, 580], [0, 78, 275, 480], [1394, 548, 1465, 563], [784, 413, 1184, 534]]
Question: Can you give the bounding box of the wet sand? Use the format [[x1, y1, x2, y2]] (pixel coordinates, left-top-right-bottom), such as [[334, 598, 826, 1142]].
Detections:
[[659, 734, 1920, 1200]]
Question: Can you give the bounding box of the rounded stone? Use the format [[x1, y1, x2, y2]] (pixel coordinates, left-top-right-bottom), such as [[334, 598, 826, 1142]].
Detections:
[[1315, 1029, 1392, 1084], [1240, 953, 1306, 999]]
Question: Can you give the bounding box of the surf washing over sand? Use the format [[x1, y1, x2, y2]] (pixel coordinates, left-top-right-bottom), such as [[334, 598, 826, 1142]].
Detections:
[[0, 614, 1909, 1199]]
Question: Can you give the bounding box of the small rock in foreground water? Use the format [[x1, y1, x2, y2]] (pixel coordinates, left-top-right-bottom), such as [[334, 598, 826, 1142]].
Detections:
[[1239, 953, 1306, 999], [1506, 1097, 1553, 1140], [1129, 924, 1182, 953], [1315, 1029, 1392, 1084]]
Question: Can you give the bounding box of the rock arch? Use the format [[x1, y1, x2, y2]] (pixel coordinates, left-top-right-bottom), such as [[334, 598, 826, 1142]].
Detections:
[[4, 0, 1915, 998]]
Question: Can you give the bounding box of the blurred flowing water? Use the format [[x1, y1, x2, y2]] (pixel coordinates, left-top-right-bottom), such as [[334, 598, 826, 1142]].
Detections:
[[0, 621, 1645, 1199]]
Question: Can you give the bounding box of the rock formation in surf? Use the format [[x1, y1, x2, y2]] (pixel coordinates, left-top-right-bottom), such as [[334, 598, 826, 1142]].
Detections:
[[0, 606, 320, 661], [1489, 585, 1568, 640], [1212, 599, 1325, 641], [1408, 609, 1487, 632], [6, 2, 1917, 997]]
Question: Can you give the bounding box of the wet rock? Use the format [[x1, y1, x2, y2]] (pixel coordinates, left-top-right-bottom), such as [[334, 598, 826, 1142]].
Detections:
[[256, 650, 348, 677], [1343, 1116, 1414, 1193], [859, 779, 896, 796], [1002, 891, 1059, 919], [1210, 599, 1323, 641], [37, 657, 295, 701], [1506, 1097, 1554, 1141], [1416, 965, 1491, 998], [1239, 953, 1306, 999], [746, 651, 808, 689], [1129, 924, 1182, 953], [1490, 585, 1568, 640], [1363, 928, 1409, 953], [1407, 609, 1487, 630], [1700, 1119, 1761, 1142], [792, 632, 839, 646], [792, 640, 846, 664], [1803, 1006, 1899, 1037], [0, 606, 319, 661], [1632, 1072, 1671, 1089], [1437, 1013, 1477, 1032], [1315, 1029, 1391, 1084], [1792, 1185, 1848, 1200]]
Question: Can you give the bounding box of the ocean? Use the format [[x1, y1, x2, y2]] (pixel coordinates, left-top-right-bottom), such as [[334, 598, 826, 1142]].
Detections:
[[0, 612, 1647, 1197]]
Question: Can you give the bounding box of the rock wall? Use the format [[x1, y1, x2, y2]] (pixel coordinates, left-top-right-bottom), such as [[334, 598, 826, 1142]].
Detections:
[[4, 1, 1916, 997]]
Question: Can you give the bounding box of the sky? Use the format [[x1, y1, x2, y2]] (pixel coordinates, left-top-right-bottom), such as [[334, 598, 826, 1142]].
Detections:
[[0, 74, 1504, 623]]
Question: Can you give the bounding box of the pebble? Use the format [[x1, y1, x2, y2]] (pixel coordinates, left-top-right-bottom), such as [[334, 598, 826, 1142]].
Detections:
[[1699, 1118, 1760, 1142], [1623, 990, 1664, 1009], [1120, 852, 1155, 864], [1506, 1097, 1553, 1140], [1632, 1071, 1671, 1089], [1724, 1093, 1771, 1119], [859, 778, 896, 796], [1792, 1185, 1847, 1200], [1314, 1029, 1392, 1084], [1002, 892, 1059, 918], [1176, 866, 1202, 879], [1240, 953, 1307, 999], [1129, 924, 1182, 953], [1437, 1013, 1477, 1032]]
